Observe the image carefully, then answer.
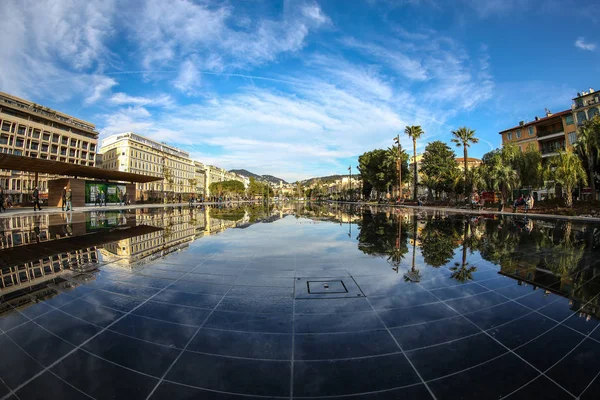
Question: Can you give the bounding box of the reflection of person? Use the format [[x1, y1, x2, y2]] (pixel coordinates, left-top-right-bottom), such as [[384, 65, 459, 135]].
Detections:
[[61, 186, 67, 211], [65, 188, 73, 211], [6, 194, 12, 208], [118, 190, 123, 206], [32, 186, 42, 211]]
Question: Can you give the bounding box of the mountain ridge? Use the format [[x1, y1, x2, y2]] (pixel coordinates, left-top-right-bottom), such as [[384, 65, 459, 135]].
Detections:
[[229, 169, 288, 184]]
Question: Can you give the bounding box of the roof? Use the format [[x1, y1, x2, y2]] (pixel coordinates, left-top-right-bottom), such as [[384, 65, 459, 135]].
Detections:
[[0, 153, 161, 183], [455, 157, 482, 163], [499, 110, 572, 134]]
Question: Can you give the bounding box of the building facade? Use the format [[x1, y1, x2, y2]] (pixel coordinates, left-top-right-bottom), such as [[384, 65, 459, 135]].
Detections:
[[499, 109, 577, 159], [203, 165, 249, 197], [572, 88, 600, 126], [99, 132, 196, 201], [0, 92, 98, 202]]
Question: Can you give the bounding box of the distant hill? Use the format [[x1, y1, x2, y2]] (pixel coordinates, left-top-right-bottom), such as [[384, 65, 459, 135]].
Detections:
[[230, 169, 288, 184], [299, 174, 345, 185]]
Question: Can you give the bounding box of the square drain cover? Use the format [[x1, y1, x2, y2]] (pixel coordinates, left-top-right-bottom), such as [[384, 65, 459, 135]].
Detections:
[[308, 280, 347, 294], [296, 277, 364, 299]]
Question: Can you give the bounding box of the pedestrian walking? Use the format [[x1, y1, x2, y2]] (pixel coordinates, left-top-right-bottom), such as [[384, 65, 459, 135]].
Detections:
[[65, 187, 73, 211], [100, 191, 106, 207], [0, 187, 5, 213], [61, 186, 67, 211], [32, 186, 42, 211], [118, 190, 123, 206]]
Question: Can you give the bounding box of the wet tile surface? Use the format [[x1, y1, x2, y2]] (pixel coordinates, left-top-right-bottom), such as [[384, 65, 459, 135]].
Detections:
[[1, 205, 599, 399]]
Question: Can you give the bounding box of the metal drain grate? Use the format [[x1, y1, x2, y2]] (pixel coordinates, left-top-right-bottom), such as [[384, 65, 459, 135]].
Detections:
[[295, 277, 364, 299], [307, 280, 348, 294]]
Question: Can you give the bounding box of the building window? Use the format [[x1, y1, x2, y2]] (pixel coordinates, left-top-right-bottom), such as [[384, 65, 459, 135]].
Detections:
[[577, 111, 587, 125], [1, 122, 10, 131], [507, 132, 512, 140], [61, 137, 68, 145], [565, 115, 574, 125], [589, 107, 600, 119], [516, 129, 521, 139], [31, 129, 40, 139], [569, 132, 577, 145], [528, 126, 534, 135]]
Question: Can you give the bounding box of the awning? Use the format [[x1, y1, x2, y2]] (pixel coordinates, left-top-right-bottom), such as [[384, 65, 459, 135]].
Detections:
[[0, 153, 161, 183]]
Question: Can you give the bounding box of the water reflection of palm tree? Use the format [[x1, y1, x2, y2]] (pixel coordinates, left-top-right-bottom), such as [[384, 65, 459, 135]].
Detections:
[[404, 212, 422, 282], [450, 221, 477, 283], [387, 212, 404, 272]]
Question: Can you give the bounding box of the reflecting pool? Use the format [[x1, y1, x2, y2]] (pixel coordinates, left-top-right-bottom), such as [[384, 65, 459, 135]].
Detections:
[[0, 203, 599, 399]]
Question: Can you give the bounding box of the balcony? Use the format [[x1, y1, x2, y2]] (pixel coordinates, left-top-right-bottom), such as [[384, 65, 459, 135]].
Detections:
[[541, 140, 565, 157], [537, 131, 564, 141]]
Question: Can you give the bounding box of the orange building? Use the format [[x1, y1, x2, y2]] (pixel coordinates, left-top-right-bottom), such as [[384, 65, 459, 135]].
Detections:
[[499, 109, 577, 159]]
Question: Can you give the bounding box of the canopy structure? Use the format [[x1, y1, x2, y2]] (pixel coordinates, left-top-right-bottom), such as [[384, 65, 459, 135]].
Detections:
[[0, 153, 161, 183], [0, 225, 163, 268]]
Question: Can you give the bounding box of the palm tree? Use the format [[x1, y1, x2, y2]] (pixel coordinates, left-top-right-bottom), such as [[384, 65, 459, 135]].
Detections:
[[405, 126, 424, 201], [575, 116, 600, 198], [386, 146, 406, 200], [544, 150, 587, 207], [451, 127, 479, 201]]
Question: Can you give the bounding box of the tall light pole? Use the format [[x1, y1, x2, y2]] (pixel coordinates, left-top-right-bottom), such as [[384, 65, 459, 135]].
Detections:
[[348, 165, 352, 202], [394, 135, 402, 202]]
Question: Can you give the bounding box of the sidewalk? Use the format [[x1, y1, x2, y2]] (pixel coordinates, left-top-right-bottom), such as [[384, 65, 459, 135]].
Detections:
[[0, 201, 262, 218]]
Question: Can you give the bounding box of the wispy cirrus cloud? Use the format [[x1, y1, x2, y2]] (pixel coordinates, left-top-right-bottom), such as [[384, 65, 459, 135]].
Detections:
[[575, 37, 596, 51]]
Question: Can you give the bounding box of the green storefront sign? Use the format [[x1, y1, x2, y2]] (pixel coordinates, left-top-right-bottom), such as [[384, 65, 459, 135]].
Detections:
[[85, 181, 128, 204]]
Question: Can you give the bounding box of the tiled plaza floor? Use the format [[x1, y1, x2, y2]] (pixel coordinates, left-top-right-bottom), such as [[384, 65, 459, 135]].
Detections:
[[0, 205, 599, 399]]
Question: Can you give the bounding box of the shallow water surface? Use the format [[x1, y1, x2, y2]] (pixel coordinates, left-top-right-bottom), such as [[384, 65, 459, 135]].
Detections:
[[0, 203, 599, 399]]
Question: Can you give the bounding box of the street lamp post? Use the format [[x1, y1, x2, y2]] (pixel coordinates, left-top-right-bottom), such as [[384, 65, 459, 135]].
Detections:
[[394, 135, 402, 202], [348, 165, 352, 202]]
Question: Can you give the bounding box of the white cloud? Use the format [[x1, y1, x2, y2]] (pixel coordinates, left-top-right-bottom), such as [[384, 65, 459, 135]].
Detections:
[[0, 0, 117, 103], [173, 60, 202, 94], [109, 92, 174, 107], [575, 37, 596, 51], [84, 76, 118, 104]]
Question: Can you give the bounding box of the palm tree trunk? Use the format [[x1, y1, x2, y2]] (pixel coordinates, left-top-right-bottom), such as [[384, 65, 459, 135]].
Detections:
[[462, 221, 469, 266], [463, 146, 468, 202], [588, 154, 596, 199], [413, 139, 418, 201], [412, 215, 417, 271], [566, 188, 573, 207]]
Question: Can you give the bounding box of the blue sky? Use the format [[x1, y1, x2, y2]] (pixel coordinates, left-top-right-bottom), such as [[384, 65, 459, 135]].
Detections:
[[1, 0, 599, 182]]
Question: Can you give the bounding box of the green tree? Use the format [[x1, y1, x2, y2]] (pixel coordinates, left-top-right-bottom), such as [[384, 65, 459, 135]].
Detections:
[[576, 115, 600, 197], [405, 125, 424, 201], [518, 145, 543, 192], [544, 150, 587, 207], [481, 145, 520, 210], [420, 141, 459, 199], [451, 127, 479, 200], [358, 149, 408, 197]]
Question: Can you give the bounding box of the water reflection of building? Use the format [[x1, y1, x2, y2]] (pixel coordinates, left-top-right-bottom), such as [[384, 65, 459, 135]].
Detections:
[[99, 206, 257, 269]]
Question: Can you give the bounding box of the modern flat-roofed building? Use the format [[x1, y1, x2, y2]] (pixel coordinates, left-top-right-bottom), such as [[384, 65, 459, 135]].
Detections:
[[99, 132, 196, 201], [0, 92, 98, 202]]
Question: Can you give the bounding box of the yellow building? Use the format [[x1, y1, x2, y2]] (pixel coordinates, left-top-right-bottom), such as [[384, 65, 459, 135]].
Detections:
[[203, 165, 249, 197], [500, 109, 577, 158], [572, 88, 600, 125], [455, 157, 482, 171], [0, 91, 98, 202], [100, 132, 196, 201]]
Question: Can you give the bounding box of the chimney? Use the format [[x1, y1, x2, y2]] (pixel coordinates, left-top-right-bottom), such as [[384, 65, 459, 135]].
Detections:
[[519, 121, 524, 126], [534, 116, 539, 121], [590, 88, 595, 93], [578, 93, 581, 97], [545, 108, 552, 117]]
